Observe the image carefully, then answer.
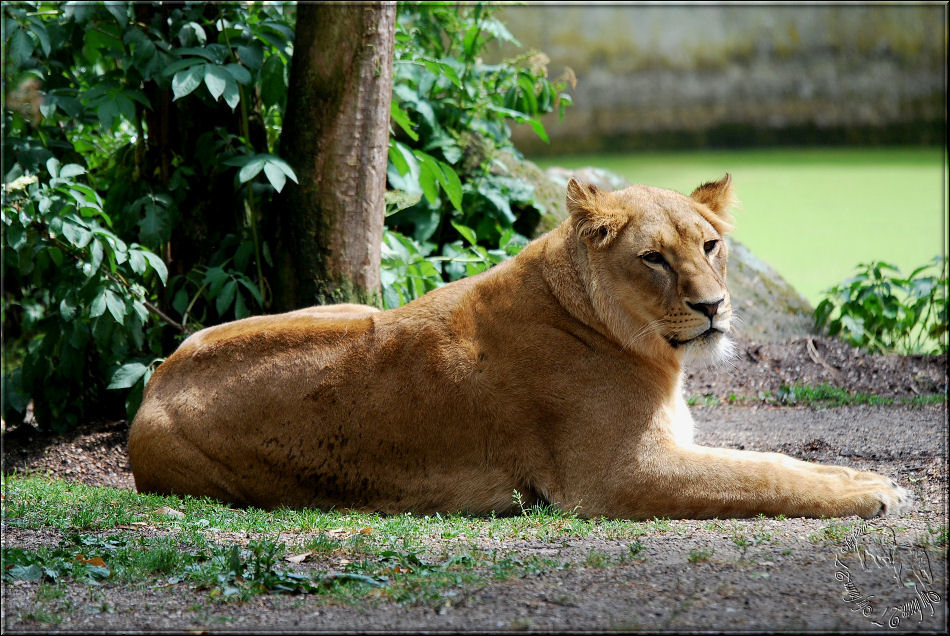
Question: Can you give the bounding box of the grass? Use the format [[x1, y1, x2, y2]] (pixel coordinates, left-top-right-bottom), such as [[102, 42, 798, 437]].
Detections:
[[687, 382, 947, 409], [1, 475, 665, 607], [532, 146, 948, 308]]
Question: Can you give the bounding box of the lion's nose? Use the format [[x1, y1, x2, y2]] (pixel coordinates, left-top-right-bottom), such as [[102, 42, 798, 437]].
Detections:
[[687, 299, 723, 318]]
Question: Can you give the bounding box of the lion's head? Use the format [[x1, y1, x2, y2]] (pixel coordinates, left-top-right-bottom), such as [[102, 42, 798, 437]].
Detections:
[[566, 174, 737, 366]]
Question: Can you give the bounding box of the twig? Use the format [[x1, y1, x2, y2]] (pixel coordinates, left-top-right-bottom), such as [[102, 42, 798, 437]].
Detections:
[[805, 337, 840, 376]]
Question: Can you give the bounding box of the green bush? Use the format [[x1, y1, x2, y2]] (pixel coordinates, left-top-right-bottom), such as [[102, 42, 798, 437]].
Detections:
[[381, 2, 570, 308], [2, 2, 296, 430], [2, 2, 570, 431], [814, 256, 948, 355]]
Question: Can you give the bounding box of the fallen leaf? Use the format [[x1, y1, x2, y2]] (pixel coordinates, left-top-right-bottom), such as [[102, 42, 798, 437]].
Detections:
[[284, 551, 313, 564], [76, 555, 108, 568], [151, 506, 185, 519], [358, 527, 373, 535]]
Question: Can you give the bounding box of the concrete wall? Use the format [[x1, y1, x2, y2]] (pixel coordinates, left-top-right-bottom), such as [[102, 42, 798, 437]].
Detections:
[[495, 5, 946, 154]]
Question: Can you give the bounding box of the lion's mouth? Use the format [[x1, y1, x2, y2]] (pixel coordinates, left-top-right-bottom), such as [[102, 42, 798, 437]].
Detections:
[[667, 327, 721, 348]]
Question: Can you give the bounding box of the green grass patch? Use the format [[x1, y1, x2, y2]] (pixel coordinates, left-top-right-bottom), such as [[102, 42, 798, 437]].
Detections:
[[687, 383, 946, 408], [532, 147, 948, 308], [687, 547, 714, 563], [2, 475, 660, 607]]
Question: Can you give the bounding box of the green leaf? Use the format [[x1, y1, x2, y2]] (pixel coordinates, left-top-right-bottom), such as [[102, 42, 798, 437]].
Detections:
[[222, 80, 240, 110], [89, 238, 104, 270], [59, 163, 86, 179], [107, 362, 148, 390], [416, 158, 439, 205], [128, 249, 147, 275], [225, 63, 252, 85], [237, 278, 264, 306], [451, 222, 478, 246], [437, 160, 463, 212], [237, 157, 266, 184], [263, 162, 286, 192], [96, 100, 119, 129], [391, 102, 419, 141], [204, 266, 228, 295], [59, 297, 78, 321], [162, 57, 204, 78], [105, 289, 127, 324], [527, 117, 549, 143], [48, 246, 64, 267], [138, 199, 172, 245], [90, 288, 108, 318], [103, 1, 129, 27], [262, 241, 274, 268], [388, 142, 410, 176], [142, 251, 168, 285], [62, 219, 92, 248], [9, 28, 34, 66], [216, 279, 237, 316], [176, 46, 218, 62], [6, 564, 44, 582], [172, 66, 205, 101], [204, 65, 230, 101], [235, 45, 263, 70], [267, 157, 297, 182], [261, 54, 286, 109], [46, 157, 61, 178], [234, 289, 249, 318], [6, 223, 26, 250]]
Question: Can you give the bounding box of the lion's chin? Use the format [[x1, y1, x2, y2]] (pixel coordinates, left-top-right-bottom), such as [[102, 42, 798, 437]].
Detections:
[[673, 329, 736, 369]]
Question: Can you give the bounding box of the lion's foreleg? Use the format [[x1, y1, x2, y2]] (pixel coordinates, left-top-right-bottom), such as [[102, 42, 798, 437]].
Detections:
[[616, 445, 913, 520]]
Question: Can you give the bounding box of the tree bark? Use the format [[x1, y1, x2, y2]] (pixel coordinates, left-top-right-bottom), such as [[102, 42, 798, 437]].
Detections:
[[270, 2, 395, 311]]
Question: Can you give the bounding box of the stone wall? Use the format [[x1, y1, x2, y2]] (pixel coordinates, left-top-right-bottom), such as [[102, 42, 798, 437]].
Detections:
[[494, 5, 946, 154]]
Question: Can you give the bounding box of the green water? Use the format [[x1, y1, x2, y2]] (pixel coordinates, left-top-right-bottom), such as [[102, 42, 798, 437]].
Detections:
[[532, 147, 948, 306]]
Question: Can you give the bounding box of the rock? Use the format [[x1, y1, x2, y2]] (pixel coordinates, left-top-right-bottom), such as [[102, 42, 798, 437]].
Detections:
[[513, 158, 816, 341]]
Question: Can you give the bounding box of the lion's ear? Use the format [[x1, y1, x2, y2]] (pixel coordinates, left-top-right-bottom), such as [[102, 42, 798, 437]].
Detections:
[[566, 178, 624, 247], [689, 173, 736, 233]]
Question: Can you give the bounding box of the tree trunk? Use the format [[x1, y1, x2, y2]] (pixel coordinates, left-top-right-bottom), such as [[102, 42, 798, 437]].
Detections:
[[270, 2, 395, 311]]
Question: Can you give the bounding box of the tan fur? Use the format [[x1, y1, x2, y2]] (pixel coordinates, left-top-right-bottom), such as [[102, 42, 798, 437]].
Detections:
[[129, 176, 913, 519]]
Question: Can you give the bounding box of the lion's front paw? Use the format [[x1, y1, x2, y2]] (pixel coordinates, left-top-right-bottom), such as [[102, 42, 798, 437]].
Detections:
[[867, 484, 915, 518]]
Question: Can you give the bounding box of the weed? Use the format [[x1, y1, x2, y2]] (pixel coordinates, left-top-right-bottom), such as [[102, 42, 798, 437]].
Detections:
[[304, 533, 344, 555], [688, 548, 714, 563], [491, 553, 520, 581], [584, 549, 610, 569], [650, 517, 673, 533], [627, 542, 646, 560], [815, 256, 947, 355], [35, 582, 65, 603], [808, 520, 857, 543], [774, 383, 893, 407]]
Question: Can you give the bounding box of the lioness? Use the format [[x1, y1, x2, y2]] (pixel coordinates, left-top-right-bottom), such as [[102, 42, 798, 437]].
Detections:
[[129, 175, 912, 519]]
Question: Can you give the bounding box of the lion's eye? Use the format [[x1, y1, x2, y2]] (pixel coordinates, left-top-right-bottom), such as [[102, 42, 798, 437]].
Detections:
[[642, 251, 666, 266], [704, 240, 718, 254]]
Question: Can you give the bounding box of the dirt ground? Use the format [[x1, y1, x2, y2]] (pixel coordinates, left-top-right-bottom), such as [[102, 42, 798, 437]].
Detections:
[[2, 335, 947, 632]]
